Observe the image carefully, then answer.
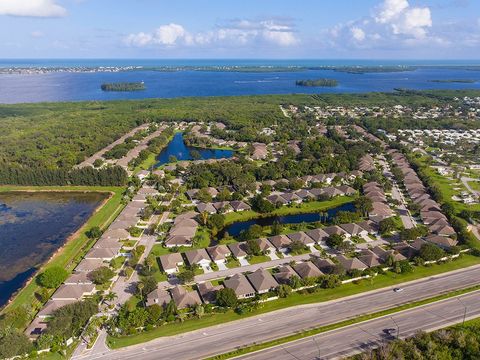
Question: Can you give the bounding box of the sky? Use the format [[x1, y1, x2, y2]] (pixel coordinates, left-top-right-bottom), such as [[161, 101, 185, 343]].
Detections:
[[0, 0, 479, 59]]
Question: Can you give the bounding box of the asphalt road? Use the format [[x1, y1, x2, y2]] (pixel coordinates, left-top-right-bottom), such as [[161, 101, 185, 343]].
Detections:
[[72, 265, 480, 360], [241, 290, 480, 360]]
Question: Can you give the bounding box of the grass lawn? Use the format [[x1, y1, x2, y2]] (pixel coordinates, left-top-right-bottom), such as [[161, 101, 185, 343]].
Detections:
[[107, 254, 480, 349], [248, 255, 271, 265], [225, 257, 241, 268], [223, 196, 354, 225], [0, 186, 125, 324], [149, 228, 212, 257], [468, 180, 480, 192], [416, 157, 480, 213]]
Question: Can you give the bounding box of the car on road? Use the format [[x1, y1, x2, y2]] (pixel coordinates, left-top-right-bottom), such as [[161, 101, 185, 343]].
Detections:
[[393, 287, 404, 292]]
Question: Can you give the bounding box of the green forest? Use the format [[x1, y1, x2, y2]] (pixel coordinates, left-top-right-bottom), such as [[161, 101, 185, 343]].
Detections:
[[1, 90, 480, 186], [296, 79, 338, 87], [101, 82, 146, 91]]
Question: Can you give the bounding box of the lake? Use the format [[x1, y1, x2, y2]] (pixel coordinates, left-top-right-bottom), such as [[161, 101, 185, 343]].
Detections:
[[223, 202, 355, 237], [0, 191, 106, 307], [0, 59, 479, 103], [155, 132, 234, 167]]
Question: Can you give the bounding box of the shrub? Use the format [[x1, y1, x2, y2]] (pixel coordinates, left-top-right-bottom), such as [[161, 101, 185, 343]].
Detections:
[[38, 266, 68, 289]]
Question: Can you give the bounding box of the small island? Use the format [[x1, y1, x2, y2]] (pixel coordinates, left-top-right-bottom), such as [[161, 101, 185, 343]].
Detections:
[[100, 81, 146, 91], [429, 79, 476, 84], [295, 78, 338, 87]]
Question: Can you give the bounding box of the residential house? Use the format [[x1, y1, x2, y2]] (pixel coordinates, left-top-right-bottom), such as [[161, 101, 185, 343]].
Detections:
[[273, 265, 297, 284], [170, 286, 202, 309], [287, 232, 315, 249], [197, 202, 217, 214], [184, 249, 211, 268], [224, 274, 256, 299], [305, 228, 329, 244], [197, 281, 224, 304], [293, 261, 323, 279], [159, 253, 184, 274], [340, 223, 369, 237], [146, 288, 172, 307], [230, 200, 251, 212], [268, 235, 292, 251], [246, 268, 278, 294], [206, 245, 232, 264], [228, 242, 249, 260], [335, 255, 368, 271], [51, 284, 96, 301]]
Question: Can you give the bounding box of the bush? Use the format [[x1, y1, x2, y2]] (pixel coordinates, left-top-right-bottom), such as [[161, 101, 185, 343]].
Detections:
[[88, 266, 115, 285], [276, 284, 292, 298], [37, 266, 68, 289], [0, 332, 33, 359], [419, 243, 445, 262], [216, 288, 238, 308]]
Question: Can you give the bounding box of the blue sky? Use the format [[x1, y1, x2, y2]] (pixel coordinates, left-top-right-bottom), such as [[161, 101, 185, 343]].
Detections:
[[0, 0, 479, 59]]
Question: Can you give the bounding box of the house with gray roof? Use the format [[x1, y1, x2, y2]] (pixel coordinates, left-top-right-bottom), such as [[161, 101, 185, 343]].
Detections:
[[197, 281, 224, 304], [184, 248, 211, 267], [171, 286, 202, 309], [293, 261, 323, 279], [247, 268, 278, 294], [224, 274, 256, 299], [273, 265, 297, 284], [159, 253, 184, 274], [146, 288, 172, 307], [207, 245, 231, 264], [268, 235, 292, 251]]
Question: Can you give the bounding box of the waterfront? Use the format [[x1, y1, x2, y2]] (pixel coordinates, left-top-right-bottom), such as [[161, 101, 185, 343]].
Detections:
[[0, 191, 106, 307], [223, 202, 355, 237], [155, 132, 234, 166], [0, 60, 479, 103]]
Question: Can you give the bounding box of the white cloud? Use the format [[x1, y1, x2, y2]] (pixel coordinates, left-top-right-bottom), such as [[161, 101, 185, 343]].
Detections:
[[0, 0, 66, 17], [124, 19, 298, 48], [375, 0, 432, 38], [350, 27, 366, 41], [31, 31, 45, 38]]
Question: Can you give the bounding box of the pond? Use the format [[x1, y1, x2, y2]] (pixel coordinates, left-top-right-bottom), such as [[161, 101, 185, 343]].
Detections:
[[222, 202, 356, 237], [155, 132, 234, 167], [0, 191, 106, 307]]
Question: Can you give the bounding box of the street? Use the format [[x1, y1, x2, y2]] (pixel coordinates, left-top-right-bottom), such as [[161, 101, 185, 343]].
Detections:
[[240, 290, 480, 360], [72, 264, 480, 360]]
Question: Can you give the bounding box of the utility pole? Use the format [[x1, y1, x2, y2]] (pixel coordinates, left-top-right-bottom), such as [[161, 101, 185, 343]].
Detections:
[[313, 337, 321, 359], [457, 297, 467, 325], [390, 316, 400, 340]]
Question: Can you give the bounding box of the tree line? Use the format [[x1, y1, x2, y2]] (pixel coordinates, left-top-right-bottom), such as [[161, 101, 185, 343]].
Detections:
[[0, 165, 128, 186]]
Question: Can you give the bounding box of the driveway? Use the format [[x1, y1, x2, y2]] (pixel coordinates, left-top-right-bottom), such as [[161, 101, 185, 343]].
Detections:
[[217, 262, 228, 271], [239, 258, 250, 266], [268, 252, 279, 260]]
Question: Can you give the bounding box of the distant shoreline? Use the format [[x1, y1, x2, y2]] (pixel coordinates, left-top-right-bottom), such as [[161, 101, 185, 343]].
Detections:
[[1, 64, 480, 75]]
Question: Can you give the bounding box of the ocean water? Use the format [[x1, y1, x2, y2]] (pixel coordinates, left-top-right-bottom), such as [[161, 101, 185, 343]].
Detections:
[[0, 59, 479, 104]]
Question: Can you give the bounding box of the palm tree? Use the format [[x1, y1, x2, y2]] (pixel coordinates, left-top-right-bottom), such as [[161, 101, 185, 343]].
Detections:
[[145, 255, 156, 272], [137, 282, 145, 306], [200, 211, 209, 226], [104, 291, 117, 304]]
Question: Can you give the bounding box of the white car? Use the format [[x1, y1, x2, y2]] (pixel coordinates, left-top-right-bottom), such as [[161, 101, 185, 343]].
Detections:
[[393, 287, 404, 292]]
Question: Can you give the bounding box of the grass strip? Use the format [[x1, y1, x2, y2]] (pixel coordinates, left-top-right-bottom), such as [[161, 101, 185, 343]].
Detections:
[[107, 255, 480, 349], [207, 285, 480, 360], [1, 186, 125, 316]]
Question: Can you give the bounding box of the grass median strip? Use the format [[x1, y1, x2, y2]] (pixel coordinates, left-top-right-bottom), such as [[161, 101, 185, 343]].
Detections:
[[207, 285, 480, 360], [107, 255, 480, 349]]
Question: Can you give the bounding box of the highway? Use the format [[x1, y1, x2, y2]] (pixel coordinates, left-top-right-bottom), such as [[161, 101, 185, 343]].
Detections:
[[241, 290, 480, 360], [72, 265, 480, 360]]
